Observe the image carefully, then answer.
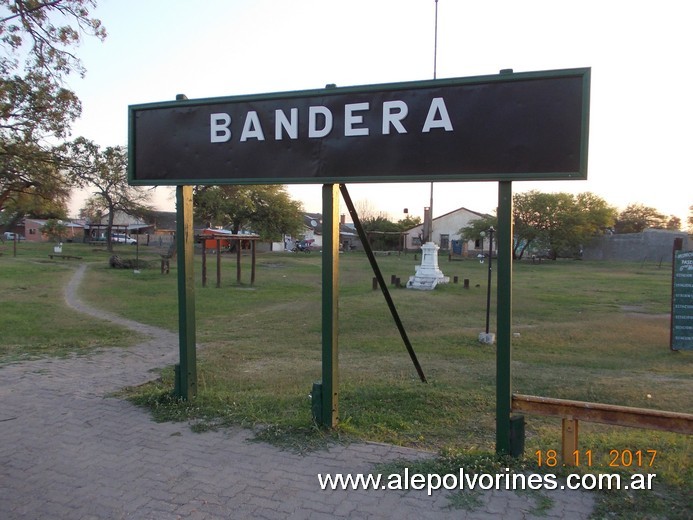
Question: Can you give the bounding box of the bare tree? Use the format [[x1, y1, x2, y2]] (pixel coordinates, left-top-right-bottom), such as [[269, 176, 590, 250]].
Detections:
[[354, 198, 389, 222], [64, 137, 152, 251]]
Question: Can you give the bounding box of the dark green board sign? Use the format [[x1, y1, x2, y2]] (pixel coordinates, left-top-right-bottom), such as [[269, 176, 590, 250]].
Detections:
[[128, 68, 590, 186], [672, 250, 693, 350]]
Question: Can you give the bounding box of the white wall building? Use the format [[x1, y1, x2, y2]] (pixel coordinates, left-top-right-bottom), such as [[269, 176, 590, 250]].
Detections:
[[405, 206, 492, 256]]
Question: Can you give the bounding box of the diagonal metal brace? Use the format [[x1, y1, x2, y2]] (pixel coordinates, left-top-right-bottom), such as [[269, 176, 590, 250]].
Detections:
[[339, 184, 427, 383]]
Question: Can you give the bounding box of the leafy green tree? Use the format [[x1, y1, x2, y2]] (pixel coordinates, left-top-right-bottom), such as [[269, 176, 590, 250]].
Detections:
[[40, 218, 68, 243], [666, 216, 681, 231], [0, 174, 69, 231], [0, 135, 72, 226], [511, 191, 547, 259], [193, 185, 303, 242], [614, 203, 668, 233], [464, 191, 616, 260], [459, 213, 497, 245], [397, 215, 422, 230], [78, 195, 105, 222], [248, 186, 304, 240], [360, 215, 403, 250], [570, 191, 618, 247], [513, 191, 615, 260], [64, 138, 152, 251], [688, 205, 693, 231], [0, 1, 106, 218]]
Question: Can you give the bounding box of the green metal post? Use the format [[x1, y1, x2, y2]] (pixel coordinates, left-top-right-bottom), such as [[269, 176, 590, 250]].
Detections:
[[321, 184, 340, 427], [175, 185, 197, 400], [496, 181, 513, 454]]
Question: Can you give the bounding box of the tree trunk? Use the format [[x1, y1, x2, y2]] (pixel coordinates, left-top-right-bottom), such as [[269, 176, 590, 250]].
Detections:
[[106, 206, 115, 252]]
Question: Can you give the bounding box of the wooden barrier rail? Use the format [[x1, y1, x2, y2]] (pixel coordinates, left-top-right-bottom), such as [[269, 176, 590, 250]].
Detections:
[[512, 393, 693, 465]]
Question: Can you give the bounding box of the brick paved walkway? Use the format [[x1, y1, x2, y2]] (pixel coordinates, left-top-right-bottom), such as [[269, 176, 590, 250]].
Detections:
[[0, 264, 595, 519]]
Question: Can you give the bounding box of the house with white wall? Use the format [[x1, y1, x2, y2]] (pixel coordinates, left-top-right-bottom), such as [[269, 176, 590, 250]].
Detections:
[[284, 213, 360, 252], [404, 206, 492, 256]]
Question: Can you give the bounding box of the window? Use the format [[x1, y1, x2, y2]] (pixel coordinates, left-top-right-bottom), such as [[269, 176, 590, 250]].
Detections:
[[440, 234, 449, 250]]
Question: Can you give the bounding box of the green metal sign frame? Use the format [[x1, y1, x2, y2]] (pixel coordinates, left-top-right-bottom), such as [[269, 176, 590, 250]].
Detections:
[[128, 68, 590, 186], [128, 68, 590, 456]]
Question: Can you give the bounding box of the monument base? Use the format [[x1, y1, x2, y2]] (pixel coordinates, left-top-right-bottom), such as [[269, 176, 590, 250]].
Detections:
[[407, 274, 450, 290], [406, 241, 449, 291], [478, 332, 496, 345]]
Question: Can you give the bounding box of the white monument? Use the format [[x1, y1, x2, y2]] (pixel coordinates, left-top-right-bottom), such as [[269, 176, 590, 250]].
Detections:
[[407, 242, 449, 290]]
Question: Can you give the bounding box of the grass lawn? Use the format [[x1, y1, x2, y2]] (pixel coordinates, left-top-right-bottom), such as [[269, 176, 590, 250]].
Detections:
[[0, 241, 145, 362], [2, 240, 691, 518]]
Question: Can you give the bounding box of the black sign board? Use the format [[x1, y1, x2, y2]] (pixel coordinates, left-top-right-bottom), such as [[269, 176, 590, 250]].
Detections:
[[128, 68, 589, 186], [672, 250, 693, 351]]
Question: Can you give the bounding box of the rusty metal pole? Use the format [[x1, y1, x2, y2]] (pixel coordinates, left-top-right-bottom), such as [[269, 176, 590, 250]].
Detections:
[[496, 181, 513, 455], [320, 184, 340, 427], [174, 185, 197, 400]]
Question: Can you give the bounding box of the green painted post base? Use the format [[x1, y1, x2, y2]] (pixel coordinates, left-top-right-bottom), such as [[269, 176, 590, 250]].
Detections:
[[173, 363, 180, 397], [311, 382, 323, 425], [509, 415, 525, 458]]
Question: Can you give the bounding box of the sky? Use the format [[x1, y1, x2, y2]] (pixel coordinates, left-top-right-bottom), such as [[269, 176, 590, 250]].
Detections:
[[65, 0, 692, 227]]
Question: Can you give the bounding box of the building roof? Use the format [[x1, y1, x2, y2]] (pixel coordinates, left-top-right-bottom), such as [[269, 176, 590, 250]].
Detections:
[[431, 206, 490, 222], [304, 213, 323, 233], [147, 211, 177, 230], [404, 206, 491, 233], [23, 218, 85, 229], [303, 213, 356, 236]]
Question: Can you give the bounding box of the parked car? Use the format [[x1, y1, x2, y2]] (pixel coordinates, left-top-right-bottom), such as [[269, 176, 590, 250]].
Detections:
[[111, 233, 137, 244], [3, 232, 25, 241]]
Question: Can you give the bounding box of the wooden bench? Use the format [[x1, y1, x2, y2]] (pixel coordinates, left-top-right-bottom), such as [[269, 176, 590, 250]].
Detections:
[[512, 393, 693, 465], [48, 254, 83, 260]]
